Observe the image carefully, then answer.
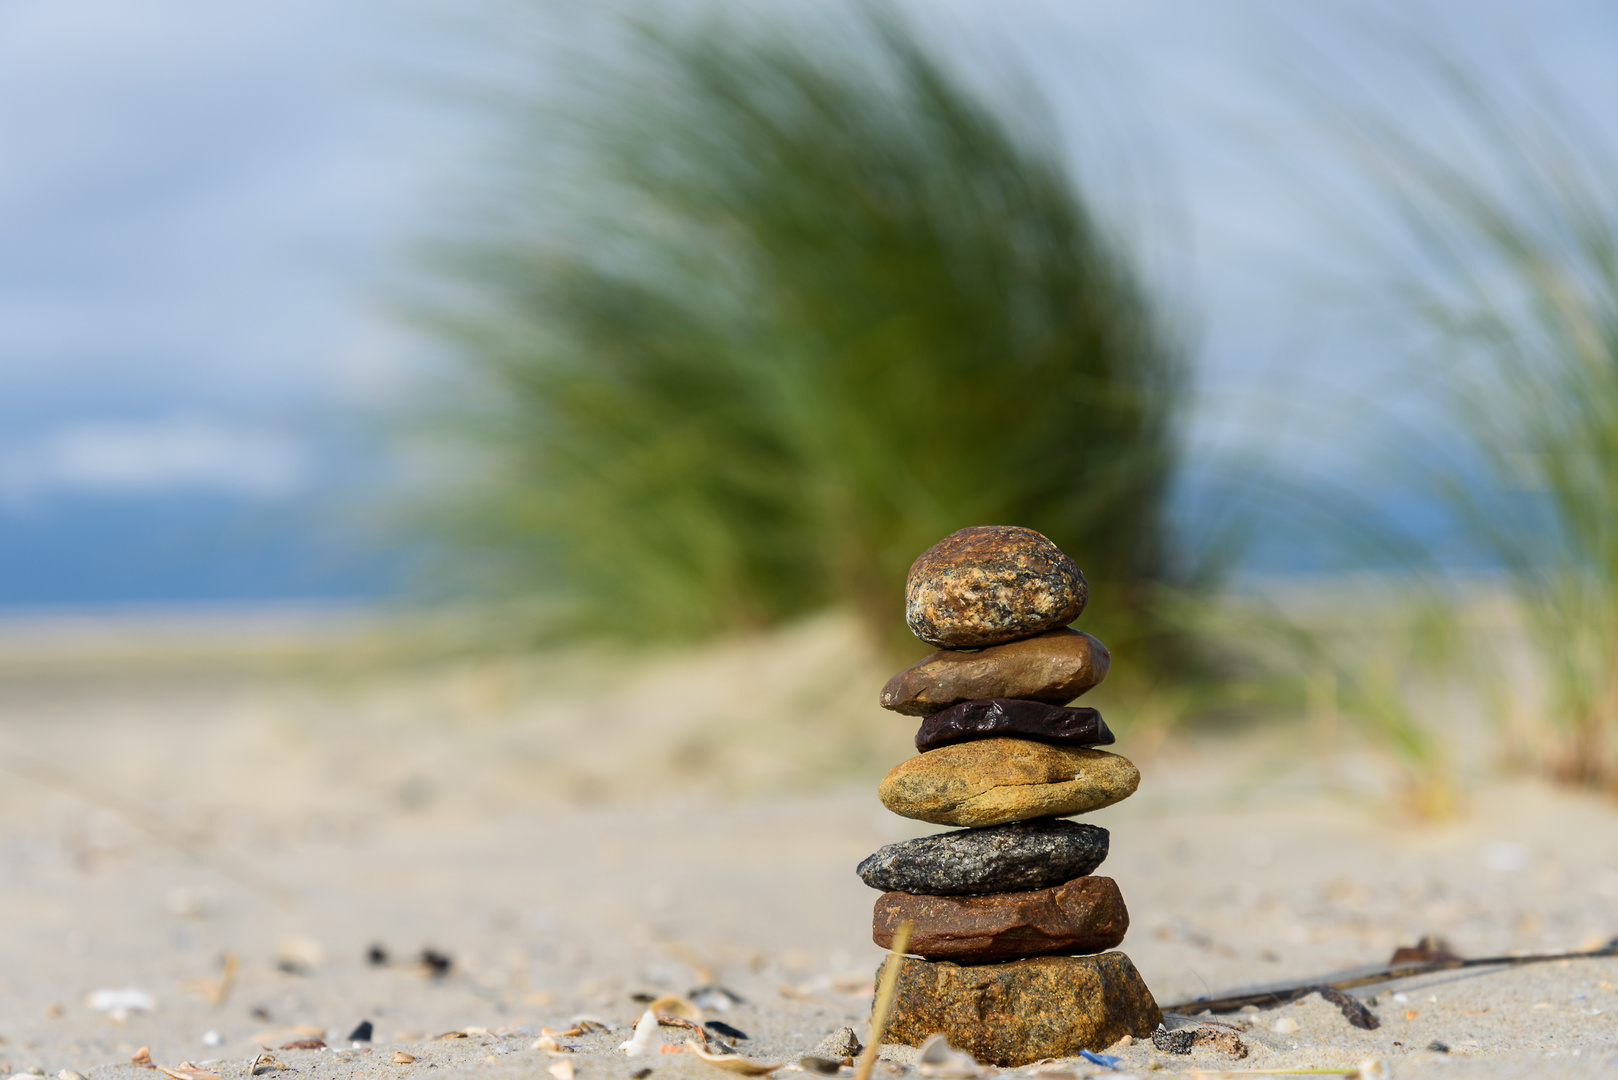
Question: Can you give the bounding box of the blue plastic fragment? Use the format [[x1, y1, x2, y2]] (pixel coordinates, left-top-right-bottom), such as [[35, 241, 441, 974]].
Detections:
[[1077, 1050, 1122, 1070]]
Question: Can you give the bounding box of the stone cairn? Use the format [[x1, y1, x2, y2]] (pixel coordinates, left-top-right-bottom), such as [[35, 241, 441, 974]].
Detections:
[[859, 526, 1162, 1067]]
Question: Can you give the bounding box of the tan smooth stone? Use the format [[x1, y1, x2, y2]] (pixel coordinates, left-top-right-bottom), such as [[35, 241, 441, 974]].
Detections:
[[879, 628, 1109, 717], [878, 739, 1138, 827]]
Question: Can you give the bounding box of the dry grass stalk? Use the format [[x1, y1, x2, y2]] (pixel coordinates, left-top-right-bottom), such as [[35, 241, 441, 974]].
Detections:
[[853, 919, 913, 1080]]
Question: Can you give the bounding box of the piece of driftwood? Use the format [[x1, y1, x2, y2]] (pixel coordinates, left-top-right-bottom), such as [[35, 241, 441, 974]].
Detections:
[[1164, 939, 1618, 1014]]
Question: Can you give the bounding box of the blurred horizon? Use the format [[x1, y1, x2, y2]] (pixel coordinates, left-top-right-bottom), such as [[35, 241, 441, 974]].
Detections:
[[3, 0, 1618, 610]]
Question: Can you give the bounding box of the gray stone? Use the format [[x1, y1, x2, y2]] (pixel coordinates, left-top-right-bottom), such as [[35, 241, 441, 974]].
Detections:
[[856, 819, 1108, 896]]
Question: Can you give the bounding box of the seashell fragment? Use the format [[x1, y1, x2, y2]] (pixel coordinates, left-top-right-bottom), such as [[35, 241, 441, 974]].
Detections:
[[914, 1034, 982, 1079], [548, 1061, 575, 1080], [248, 1026, 323, 1045], [648, 994, 703, 1022], [689, 985, 746, 1013], [88, 988, 155, 1013], [130, 1048, 153, 1067], [619, 1010, 667, 1057], [685, 1039, 784, 1075], [159, 1065, 220, 1080], [393, 1053, 416, 1064]]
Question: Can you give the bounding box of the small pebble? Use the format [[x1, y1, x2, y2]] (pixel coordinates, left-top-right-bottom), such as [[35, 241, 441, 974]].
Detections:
[[202, 1031, 223, 1047], [59, 1071, 87, 1080], [1427, 1041, 1450, 1053], [807, 1028, 861, 1061], [349, 1021, 374, 1042], [393, 1053, 415, 1064], [1271, 1017, 1300, 1034]]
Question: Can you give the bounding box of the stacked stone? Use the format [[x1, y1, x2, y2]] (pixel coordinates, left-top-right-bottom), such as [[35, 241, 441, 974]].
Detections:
[[859, 526, 1161, 1067]]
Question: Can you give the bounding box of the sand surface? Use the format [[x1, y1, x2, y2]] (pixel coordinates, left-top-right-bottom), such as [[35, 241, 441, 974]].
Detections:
[[1, 611, 1616, 1079]]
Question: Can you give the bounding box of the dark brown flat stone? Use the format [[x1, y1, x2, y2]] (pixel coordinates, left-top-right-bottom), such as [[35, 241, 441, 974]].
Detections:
[[880, 628, 1109, 717], [904, 526, 1087, 649], [876, 952, 1161, 1066], [915, 698, 1112, 753], [873, 876, 1128, 962]]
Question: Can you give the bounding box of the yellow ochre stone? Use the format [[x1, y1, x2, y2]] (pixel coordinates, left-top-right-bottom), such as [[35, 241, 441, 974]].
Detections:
[[877, 738, 1138, 827]]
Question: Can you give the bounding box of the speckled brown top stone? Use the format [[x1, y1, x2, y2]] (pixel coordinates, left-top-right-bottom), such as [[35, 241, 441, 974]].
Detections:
[[904, 526, 1087, 649]]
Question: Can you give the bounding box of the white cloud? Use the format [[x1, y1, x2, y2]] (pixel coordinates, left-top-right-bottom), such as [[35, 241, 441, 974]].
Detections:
[[0, 417, 307, 502]]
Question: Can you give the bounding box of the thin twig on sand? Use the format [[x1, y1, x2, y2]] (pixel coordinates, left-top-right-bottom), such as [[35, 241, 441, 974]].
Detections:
[[1166, 940, 1618, 1014]]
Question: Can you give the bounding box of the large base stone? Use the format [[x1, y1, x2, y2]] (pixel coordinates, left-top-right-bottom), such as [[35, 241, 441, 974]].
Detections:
[[876, 952, 1160, 1066]]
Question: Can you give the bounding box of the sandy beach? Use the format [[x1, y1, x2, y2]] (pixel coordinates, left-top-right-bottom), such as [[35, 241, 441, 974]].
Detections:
[[2, 611, 1616, 1079]]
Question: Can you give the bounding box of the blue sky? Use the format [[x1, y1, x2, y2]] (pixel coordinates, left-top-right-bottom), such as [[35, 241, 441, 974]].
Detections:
[[1, 0, 1614, 607]]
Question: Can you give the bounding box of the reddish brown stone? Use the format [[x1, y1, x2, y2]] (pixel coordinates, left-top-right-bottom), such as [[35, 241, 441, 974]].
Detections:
[[872, 876, 1128, 962], [904, 526, 1087, 649], [880, 628, 1110, 716], [876, 952, 1161, 1066]]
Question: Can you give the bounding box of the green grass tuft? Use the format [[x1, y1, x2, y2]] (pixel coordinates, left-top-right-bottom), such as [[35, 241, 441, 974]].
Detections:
[[413, 4, 1188, 651]]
